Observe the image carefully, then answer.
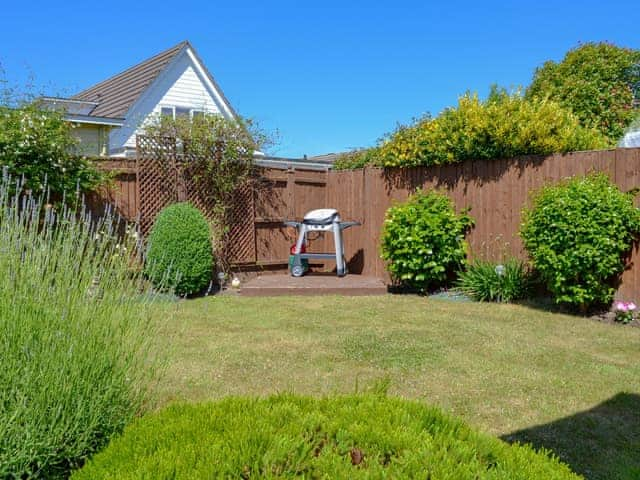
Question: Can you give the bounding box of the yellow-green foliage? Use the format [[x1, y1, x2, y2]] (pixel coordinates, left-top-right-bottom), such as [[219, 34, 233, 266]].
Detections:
[[72, 394, 581, 479], [378, 90, 607, 168]]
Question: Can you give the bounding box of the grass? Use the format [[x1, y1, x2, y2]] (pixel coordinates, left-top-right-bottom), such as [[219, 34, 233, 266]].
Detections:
[[153, 295, 640, 480]]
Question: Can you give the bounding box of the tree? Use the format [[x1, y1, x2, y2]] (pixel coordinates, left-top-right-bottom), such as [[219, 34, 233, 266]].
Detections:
[[526, 42, 640, 142]]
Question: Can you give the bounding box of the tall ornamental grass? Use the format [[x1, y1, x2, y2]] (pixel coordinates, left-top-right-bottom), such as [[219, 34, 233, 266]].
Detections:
[[0, 174, 160, 479]]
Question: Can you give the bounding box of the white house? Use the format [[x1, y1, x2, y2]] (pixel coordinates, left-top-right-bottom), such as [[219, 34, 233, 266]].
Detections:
[[41, 41, 237, 157]]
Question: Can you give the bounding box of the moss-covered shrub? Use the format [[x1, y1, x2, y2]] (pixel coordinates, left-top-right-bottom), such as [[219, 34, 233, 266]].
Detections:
[[145, 202, 213, 295], [72, 394, 580, 479], [521, 174, 640, 311], [381, 190, 473, 290], [456, 258, 534, 302]]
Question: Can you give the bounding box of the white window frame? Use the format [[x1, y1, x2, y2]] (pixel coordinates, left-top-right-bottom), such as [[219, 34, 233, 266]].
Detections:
[[159, 106, 208, 120]]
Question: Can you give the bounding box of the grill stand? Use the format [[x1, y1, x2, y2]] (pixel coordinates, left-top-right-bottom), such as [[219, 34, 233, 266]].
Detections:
[[284, 210, 360, 277]]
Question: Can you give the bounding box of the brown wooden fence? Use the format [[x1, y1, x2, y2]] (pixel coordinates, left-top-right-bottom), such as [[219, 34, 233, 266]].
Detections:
[[91, 147, 640, 300]]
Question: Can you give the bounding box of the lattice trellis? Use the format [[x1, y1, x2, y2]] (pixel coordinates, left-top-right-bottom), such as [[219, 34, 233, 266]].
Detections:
[[136, 135, 256, 265], [136, 136, 179, 236], [224, 181, 256, 264]]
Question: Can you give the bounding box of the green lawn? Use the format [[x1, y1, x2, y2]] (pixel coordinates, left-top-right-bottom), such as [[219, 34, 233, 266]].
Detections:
[[154, 295, 640, 480]]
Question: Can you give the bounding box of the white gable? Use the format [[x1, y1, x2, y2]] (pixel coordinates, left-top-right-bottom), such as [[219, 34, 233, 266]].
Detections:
[[156, 65, 220, 114], [108, 47, 235, 154]]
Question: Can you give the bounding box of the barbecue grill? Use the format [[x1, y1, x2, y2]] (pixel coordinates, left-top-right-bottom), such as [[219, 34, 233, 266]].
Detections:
[[284, 209, 360, 277]]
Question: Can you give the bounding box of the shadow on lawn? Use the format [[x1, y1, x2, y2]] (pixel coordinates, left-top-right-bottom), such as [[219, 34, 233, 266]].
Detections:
[[502, 393, 640, 480]]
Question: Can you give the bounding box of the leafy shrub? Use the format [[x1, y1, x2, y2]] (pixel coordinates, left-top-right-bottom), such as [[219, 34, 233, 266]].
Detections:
[[521, 174, 640, 311], [456, 258, 533, 302], [333, 148, 380, 170], [378, 89, 607, 168], [72, 394, 580, 479], [527, 42, 640, 142], [0, 176, 159, 479], [145, 202, 213, 295], [0, 103, 103, 200], [381, 190, 473, 290]]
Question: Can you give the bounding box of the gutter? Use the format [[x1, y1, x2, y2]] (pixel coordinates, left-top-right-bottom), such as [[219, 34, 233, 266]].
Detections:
[[65, 113, 125, 127]]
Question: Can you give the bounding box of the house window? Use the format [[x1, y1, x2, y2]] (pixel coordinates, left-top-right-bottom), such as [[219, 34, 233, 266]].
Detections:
[[175, 107, 190, 118], [159, 106, 208, 120]]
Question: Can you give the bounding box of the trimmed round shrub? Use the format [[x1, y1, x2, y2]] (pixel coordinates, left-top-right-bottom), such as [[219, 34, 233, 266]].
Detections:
[[72, 394, 580, 479], [381, 189, 473, 290], [456, 258, 534, 302], [145, 202, 213, 296], [521, 174, 640, 311]]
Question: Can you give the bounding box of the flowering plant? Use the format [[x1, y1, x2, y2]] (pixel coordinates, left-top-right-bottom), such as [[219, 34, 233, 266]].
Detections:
[[0, 103, 104, 201], [614, 301, 637, 324]]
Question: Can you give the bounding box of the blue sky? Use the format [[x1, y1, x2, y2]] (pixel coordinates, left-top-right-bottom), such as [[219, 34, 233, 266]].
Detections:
[[1, 1, 638, 157]]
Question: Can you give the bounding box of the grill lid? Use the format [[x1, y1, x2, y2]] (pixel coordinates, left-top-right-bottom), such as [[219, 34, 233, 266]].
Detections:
[[303, 208, 338, 225]]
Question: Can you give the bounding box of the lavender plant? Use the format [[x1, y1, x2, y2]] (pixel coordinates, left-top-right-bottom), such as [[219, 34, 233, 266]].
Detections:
[[0, 173, 161, 479]]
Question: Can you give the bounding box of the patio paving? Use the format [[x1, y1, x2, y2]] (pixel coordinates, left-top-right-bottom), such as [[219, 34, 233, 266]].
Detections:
[[239, 274, 387, 297]]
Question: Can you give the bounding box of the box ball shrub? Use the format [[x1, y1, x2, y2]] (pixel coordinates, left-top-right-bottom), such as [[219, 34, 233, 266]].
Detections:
[[145, 202, 213, 296], [521, 174, 640, 311], [456, 258, 534, 302], [72, 394, 580, 479], [381, 189, 473, 290]]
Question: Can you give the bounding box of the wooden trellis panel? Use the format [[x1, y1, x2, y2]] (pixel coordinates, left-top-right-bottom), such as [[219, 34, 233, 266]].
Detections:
[[136, 136, 179, 236], [136, 135, 256, 264], [225, 181, 256, 264]]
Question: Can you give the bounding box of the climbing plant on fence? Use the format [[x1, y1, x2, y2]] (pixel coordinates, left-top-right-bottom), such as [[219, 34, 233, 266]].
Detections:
[[140, 114, 267, 266]]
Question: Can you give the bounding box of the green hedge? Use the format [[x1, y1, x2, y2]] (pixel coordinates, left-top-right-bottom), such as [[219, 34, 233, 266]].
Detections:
[[521, 174, 640, 310], [72, 394, 580, 479], [145, 202, 213, 296], [334, 89, 607, 170], [381, 189, 473, 290]]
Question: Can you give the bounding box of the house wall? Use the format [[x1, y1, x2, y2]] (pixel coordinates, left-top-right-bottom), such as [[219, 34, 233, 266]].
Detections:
[[108, 49, 232, 155]]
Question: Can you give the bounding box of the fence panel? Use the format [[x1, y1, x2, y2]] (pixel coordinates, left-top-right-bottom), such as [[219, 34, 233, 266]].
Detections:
[[92, 146, 640, 299]]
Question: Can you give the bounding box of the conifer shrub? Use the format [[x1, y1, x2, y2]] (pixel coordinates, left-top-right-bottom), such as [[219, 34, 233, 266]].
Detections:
[[381, 189, 473, 291], [145, 202, 213, 296], [521, 174, 640, 311], [72, 394, 581, 479]]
